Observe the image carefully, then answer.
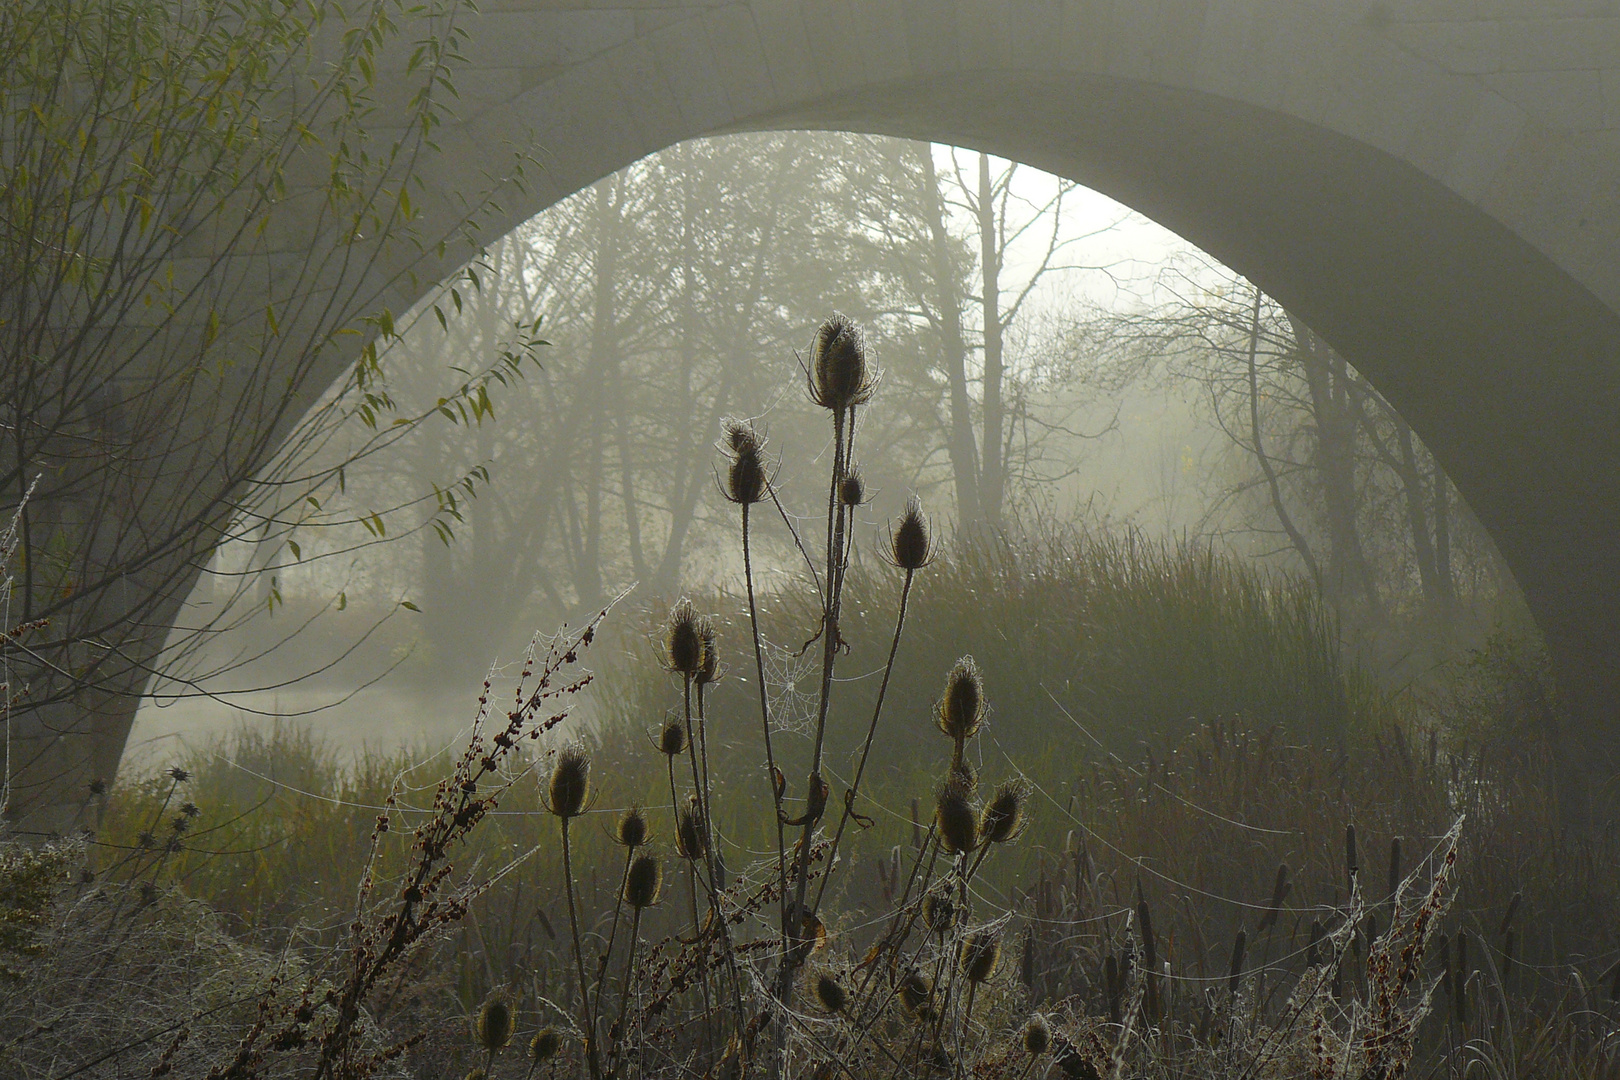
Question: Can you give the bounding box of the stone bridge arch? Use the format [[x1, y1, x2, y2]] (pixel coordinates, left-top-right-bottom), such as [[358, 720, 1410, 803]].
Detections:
[[26, 1, 1620, 826]]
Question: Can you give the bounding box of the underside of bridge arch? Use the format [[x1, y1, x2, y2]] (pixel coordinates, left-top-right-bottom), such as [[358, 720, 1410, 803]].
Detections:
[[461, 70, 1620, 809]]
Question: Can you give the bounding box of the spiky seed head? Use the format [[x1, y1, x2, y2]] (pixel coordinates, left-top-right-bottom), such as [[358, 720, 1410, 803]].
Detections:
[[922, 891, 957, 935], [839, 468, 865, 508], [980, 779, 1030, 845], [899, 970, 931, 1012], [721, 417, 764, 457], [167, 766, 190, 782], [726, 449, 767, 506], [815, 974, 847, 1014], [695, 623, 720, 687], [624, 854, 662, 909], [658, 721, 688, 756], [529, 1028, 562, 1062], [807, 314, 874, 412], [676, 801, 707, 860], [665, 601, 709, 676], [936, 786, 979, 855], [890, 497, 932, 570], [960, 929, 1002, 984], [937, 657, 985, 742], [87, 778, 106, 796], [616, 806, 648, 848], [1022, 1014, 1051, 1055], [475, 996, 513, 1052], [547, 745, 591, 818]]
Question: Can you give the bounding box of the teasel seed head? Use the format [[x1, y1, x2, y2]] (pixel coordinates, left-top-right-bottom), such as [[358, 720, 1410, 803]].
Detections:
[[889, 497, 933, 570], [616, 805, 649, 848], [721, 417, 764, 457], [658, 721, 688, 756], [839, 467, 865, 508], [937, 657, 985, 742], [815, 974, 847, 1014], [980, 779, 1030, 845], [922, 891, 958, 935], [960, 928, 1002, 984], [806, 314, 874, 412], [624, 853, 662, 909], [664, 600, 710, 676], [898, 970, 931, 1012], [935, 785, 979, 855], [474, 995, 513, 1053], [529, 1028, 562, 1062], [726, 448, 767, 506], [694, 622, 720, 687], [676, 799, 707, 860], [547, 745, 591, 819], [1022, 1014, 1051, 1055]]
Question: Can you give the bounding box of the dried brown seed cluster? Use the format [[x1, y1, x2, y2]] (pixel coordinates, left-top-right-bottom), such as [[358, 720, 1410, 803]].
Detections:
[[806, 314, 875, 412]]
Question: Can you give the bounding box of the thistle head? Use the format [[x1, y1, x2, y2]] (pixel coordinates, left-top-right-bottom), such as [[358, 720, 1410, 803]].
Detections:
[[474, 995, 513, 1053], [658, 720, 688, 757], [960, 928, 1002, 984], [616, 805, 648, 848], [664, 600, 711, 676], [815, 974, 847, 1014], [935, 785, 979, 855], [806, 314, 875, 412], [889, 497, 933, 570], [980, 779, 1030, 845], [623, 854, 662, 909], [1022, 1014, 1050, 1055], [547, 745, 591, 819], [937, 657, 985, 742], [529, 1029, 562, 1063]]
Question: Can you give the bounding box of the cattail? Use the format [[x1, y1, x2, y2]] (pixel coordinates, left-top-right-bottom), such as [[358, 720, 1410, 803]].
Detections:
[[1498, 892, 1521, 937], [616, 805, 648, 848], [1345, 824, 1358, 889], [815, 974, 847, 1014], [890, 497, 933, 570], [1137, 900, 1157, 968], [676, 800, 707, 860], [1227, 929, 1247, 996], [623, 854, 662, 909], [1258, 863, 1291, 932], [726, 448, 767, 506], [475, 996, 513, 1053], [1104, 954, 1122, 1024], [547, 745, 591, 818], [664, 600, 709, 676], [922, 892, 957, 935], [839, 467, 865, 507], [960, 928, 1002, 984], [980, 779, 1029, 845], [1307, 918, 1326, 968], [1021, 1014, 1050, 1055], [935, 786, 978, 855], [529, 1028, 562, 1062], [899, 970, 931, 1012], [806, 314, 874, 412], [658, 721, 687, 756]]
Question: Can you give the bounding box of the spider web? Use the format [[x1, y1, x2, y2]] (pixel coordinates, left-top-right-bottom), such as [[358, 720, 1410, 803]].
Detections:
[[756, 633, 820, 737]]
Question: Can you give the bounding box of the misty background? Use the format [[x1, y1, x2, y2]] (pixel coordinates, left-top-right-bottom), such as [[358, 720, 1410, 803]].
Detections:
[[125, 131, 1520, 764]]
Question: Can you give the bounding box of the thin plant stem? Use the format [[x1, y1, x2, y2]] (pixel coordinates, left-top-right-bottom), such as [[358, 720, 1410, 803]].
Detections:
[[743, 501, 790, 958], [560, 816, 602, 1080]]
